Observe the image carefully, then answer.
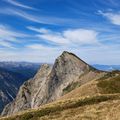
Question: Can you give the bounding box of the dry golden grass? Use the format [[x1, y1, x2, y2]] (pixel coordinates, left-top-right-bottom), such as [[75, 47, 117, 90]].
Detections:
[[60, 72, 120, 100], [60, 80, 100, 100], [1, 71, 120, 120], [40, 99, 120, 120], [0, 94, 120, 120]]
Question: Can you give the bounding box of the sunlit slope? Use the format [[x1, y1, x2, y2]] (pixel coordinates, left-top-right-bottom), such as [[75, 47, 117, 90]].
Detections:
[[60, 71, 120, 100], [1, 71, 120, 120]]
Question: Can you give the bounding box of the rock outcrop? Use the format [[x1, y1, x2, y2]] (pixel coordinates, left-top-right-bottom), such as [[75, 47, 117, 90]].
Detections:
[[1, 51, 104, 116]]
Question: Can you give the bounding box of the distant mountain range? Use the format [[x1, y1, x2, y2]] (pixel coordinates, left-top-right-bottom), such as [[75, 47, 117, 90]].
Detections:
[[0, 62, 40, 113], [0, 62, 40, 79], [93, 64, 120, 71]]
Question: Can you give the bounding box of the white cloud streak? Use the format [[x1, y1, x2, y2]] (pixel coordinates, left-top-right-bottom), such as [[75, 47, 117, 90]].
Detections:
[[27, 26, 51, 34], [3, 0, 35, 10], [28, 27, 99, 46], [0, 24, 28, 48], [98, 10, 120, 25], [27, 44, 55, 50], [0, 41, 13, 48], [0, 8, 79, 26]]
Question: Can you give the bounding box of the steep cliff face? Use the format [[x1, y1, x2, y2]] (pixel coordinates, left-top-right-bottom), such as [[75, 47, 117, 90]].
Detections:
[[1, 64, 52, 115], [1, 51, 103, 116], [45, 51, 97, 102]]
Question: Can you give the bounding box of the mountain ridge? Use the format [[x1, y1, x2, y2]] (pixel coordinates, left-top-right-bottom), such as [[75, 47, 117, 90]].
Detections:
[[1, 51, 105, 116]]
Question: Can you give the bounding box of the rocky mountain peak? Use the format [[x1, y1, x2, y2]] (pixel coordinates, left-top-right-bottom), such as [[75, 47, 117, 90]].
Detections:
[[57, 51, 80, 61], [54, 51, 92, 74], [1, 51, 102, 116]]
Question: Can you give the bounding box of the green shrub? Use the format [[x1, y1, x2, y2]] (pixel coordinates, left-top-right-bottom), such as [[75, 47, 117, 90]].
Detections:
[[63, 82, 81, 94], [97, 75, 120, 94], [20, 113, 33, 120]]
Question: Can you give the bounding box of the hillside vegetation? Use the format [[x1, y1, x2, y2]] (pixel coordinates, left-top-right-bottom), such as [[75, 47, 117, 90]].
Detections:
[[0, 94, 120, 120], [1, 71, 120, 120]]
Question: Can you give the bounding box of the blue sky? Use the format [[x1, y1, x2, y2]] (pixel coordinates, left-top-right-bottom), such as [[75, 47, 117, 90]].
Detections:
[[0, 0, 120, 64]]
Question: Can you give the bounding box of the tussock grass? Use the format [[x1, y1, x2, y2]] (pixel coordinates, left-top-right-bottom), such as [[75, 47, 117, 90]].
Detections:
[[1, 94, 120, 120], [97, 73, 120, 94]]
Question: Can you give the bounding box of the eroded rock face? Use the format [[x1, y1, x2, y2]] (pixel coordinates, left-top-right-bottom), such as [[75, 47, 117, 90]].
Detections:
[[1, 64, 52, 116], [1, 51, 103, 116]]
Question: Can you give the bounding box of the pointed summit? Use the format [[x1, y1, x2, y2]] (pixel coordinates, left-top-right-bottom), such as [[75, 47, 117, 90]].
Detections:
[[55, 51, 94, 73], [60, 51, 77, 57], [62, 51, 70, 54], [58, 51, 88, 64]]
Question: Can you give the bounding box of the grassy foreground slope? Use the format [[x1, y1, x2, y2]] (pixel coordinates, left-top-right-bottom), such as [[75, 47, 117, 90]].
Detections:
[[1, 71, 120, 120], [1, 94, 120, 120]]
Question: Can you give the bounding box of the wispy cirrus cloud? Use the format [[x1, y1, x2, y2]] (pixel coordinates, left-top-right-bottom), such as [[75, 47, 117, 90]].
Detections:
[[98, 10, 120, 25], [0, 41, 14, 48], [27, 27, 51, 34], [0, 8, 80, 26], [27, 26, 99, 46], [0, 24, 28, 48], [27, 44, 59, 51], [25, 27, 101, 63], [3, 0, 35, 10]]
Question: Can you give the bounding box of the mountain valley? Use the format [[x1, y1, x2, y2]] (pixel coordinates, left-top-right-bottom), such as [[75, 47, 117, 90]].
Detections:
[[0, 62, 40, 113]]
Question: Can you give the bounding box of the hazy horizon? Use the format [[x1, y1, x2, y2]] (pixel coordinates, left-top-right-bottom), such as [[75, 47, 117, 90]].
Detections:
[[0, 59, 120, 66]]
